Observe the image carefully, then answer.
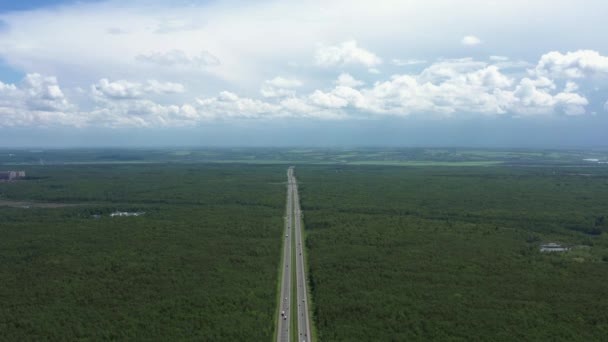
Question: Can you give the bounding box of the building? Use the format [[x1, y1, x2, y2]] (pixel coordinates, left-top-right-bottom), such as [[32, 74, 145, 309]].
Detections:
[[0, 171, 26, 181], [540, 243, 571, 253]]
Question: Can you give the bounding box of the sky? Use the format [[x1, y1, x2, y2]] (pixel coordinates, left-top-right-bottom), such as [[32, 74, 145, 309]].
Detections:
[[0, 0, 607, 148]]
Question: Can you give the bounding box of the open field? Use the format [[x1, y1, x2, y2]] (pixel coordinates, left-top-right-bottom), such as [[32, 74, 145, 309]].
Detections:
[[298, 165, 608, 340], [0, 164, 285, 340], [2, 147, 608, 167]]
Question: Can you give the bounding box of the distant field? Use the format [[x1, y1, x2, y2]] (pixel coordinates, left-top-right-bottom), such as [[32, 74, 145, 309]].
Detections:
[[346, 160, 502, 166], [0, 164, 285, 341], [298, 165, 608, 340], [2, 147, 607, 167]]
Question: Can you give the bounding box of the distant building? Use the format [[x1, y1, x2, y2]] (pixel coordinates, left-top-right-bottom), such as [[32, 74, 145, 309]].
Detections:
[[540, 243, 571, 253], [110, 211, 145, 217], [0, 171, 26, 181]]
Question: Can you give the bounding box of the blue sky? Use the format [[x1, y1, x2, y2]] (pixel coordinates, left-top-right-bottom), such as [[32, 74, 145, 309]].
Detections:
[[0, 0, 101, 13], [0, 0, 607, 147]]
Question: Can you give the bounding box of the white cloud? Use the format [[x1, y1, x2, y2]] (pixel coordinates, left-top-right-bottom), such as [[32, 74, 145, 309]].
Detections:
[[315, 40, 382, 68], [0, 53, 600, 128], [196, 91, 281, 119], [418, 58, 488, 83], [21, 74, 72, 112], [92, 79, 185, 99], [336, 73, 364, 87], [490, 56, 509, 62], [92, 79, 143, 99], [136, 49, 220, 68], [564, 81, 579, 93], [0, 81, 17, 92], [265, 77, 302, 88], [0, 74, 81, 127], [502, 77, 588, 116], [260, 77, 302, 98], [534, 50, 608, 78], [392, 59, 427, 66], [87, 100, 200, 128], [145, 80, 186, 94], [553, 92, 588, 115], [297, 62, 586, 118], [461, 35, 482, 46], [309, 89, 349, 108], [467, 66, 514, 88]]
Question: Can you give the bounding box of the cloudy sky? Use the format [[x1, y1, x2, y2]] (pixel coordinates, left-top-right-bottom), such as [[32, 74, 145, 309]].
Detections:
[[0, 0, 607, 147]]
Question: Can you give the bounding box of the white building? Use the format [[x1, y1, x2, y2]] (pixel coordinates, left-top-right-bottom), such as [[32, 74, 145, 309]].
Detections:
[[540, 243, 570, 253]]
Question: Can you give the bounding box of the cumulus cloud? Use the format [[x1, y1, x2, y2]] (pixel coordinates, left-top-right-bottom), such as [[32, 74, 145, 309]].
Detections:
[[506, 77, 588, 116], [145, 80, 186, 94], [93, 79, 143, 99], [336, 73, 364, 87], [265, 77, 302, 88], [0, 51, 601, 128], [0, 74, 80, 127], [490, 56, 509, 62], [88, 100, 201, 128], [196, 91, 282, 119], [296, 63, 586, 117], [0, 81, 17, 92], [534, 50, 608, 78], [92, 79, 185, 99], [564, 81, 579, 93], [418, 58, 489, 83], [391, 59, 427, 66], [260, 77, 302, 98], [461, 35, 482, 46], [21, 74, 72, 112], [315, 40, 382, 68], [136, 49, 220, 68]]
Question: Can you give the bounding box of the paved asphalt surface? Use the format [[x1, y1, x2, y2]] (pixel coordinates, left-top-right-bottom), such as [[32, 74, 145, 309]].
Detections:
[[276, 167, 293, 342], [293, 170, 313, 341], [277, 167, 312, 342]]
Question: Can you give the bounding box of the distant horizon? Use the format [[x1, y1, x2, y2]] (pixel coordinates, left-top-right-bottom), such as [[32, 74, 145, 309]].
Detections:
[[2, 145, 608, 151]]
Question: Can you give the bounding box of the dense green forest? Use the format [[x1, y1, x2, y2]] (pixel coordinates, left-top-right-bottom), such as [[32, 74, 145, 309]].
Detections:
[[0, 164, 285, 340], [298, 165, 608, 341], [3, 157, 608, 340]]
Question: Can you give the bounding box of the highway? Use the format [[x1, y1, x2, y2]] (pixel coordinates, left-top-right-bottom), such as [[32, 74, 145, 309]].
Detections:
[[292, 169, 312, 341], [276, 167, 293, 342], [277, 167, 312, 342]]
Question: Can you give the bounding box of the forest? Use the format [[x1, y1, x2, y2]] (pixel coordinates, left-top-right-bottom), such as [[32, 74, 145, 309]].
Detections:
[[0, 164, 285, 340], [2, 155, 608, 340], [297, 165, 608, 341]]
